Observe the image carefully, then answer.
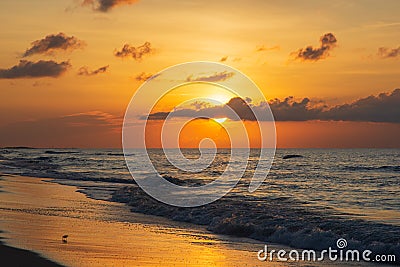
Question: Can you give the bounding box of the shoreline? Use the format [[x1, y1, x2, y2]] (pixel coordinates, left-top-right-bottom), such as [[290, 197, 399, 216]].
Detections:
[[0, 174, 64, 266], [0, 241, 64, 267], [0, 174, 394, 266], [0, 174, 288, 267]]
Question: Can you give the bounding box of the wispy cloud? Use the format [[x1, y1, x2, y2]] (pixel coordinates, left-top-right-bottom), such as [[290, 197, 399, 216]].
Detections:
[[63, 111, 121, 127], [78, 65, 109, 76], [32, 81, 51, 87], [377, 46, 400, 58], [292, 33, 337, 61], [363, 21, 400, 29], [185, 71, 234, 82], [23, 33, 85, 57], [256, 45, 280, 52], [81, 0, 139, 12], [146, 89, 400, 123], [134, 72, 160, 82], [0, 111, 121, 147], [0, 60, 71, 79], [114, 42, 154, 61]]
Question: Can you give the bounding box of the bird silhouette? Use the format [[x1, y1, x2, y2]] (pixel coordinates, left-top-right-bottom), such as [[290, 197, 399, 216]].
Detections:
[[62, 235, 68, 243]]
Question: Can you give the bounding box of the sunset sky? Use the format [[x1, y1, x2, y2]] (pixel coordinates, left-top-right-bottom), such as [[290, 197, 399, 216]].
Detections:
[[0, 0, 399, 148]]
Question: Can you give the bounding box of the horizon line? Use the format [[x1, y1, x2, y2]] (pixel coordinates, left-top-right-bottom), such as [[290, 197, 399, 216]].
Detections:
[[2, 146, 399, 150]]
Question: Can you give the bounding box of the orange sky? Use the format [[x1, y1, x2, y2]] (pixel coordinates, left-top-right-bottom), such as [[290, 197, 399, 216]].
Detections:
[[0, 0, 399, 148]]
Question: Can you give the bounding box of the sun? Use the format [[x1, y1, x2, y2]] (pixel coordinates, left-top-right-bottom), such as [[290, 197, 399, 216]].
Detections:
[[213, 117, 227, 124], [208, 93, 232, 104]]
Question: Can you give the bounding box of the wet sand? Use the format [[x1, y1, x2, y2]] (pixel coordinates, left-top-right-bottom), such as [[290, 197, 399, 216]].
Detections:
[[0, 175, 287, 267], [0, 241, 64, 267]]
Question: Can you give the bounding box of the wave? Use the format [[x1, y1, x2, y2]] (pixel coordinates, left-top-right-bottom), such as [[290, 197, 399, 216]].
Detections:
[[1, 148, 399, 264], [34, 156, 53, 161], [343, 165, 400, 172], [1, 158, 60, 171], [112, 186, 400, 264], [107, 152, 124, 156], [2, 146, 37, 149], [0, 157, 133, 185], [162, 175, 205, 187], [44, 150, 80, 155]]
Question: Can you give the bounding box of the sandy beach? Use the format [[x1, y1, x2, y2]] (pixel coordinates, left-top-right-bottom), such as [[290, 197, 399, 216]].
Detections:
[[0, 239, 63, 267], [0, 175, 288, 267]]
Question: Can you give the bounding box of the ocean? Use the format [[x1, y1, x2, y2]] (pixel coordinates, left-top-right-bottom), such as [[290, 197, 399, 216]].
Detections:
[[0, 148, 399, 263]]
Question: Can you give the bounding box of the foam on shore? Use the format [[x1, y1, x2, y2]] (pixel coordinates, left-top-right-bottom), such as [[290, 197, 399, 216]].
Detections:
[[0, 175, 288, 267]]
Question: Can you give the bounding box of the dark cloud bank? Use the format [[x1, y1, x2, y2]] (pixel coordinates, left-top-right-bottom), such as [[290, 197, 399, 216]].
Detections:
[[0, 60, 70, 79], [292, 33, 337, 61], [146, 89, 400, 123], [23, 33, 85, 57]]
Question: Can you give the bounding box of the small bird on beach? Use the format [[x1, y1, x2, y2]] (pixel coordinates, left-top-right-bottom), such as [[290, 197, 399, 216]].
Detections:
[[62, 235, 69, 243]]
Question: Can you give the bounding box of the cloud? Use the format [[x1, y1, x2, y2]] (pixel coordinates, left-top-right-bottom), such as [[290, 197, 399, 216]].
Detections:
[[185, 71, 235, 82], [186, 101, 213, 110], [23, 33, 85, 57], [0, 111, 121, 148], [292, 33, 337, 61], [78, 65, 109, 76], [377, 46, 400, 58], [135, 72, 154, 81], [32, 81, 51, 87], [145, 89, 400, 123], [271, 89, 400, 122], [114, 42, 154, 60], [256, 45, 280, 52], [144, 97, 256, 121], [81, 0, 139, 12], [0, 60, 71, 79], [62, 111, 121, 127], [323, 89, 400, 123], [225, 97, 257, 120]]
